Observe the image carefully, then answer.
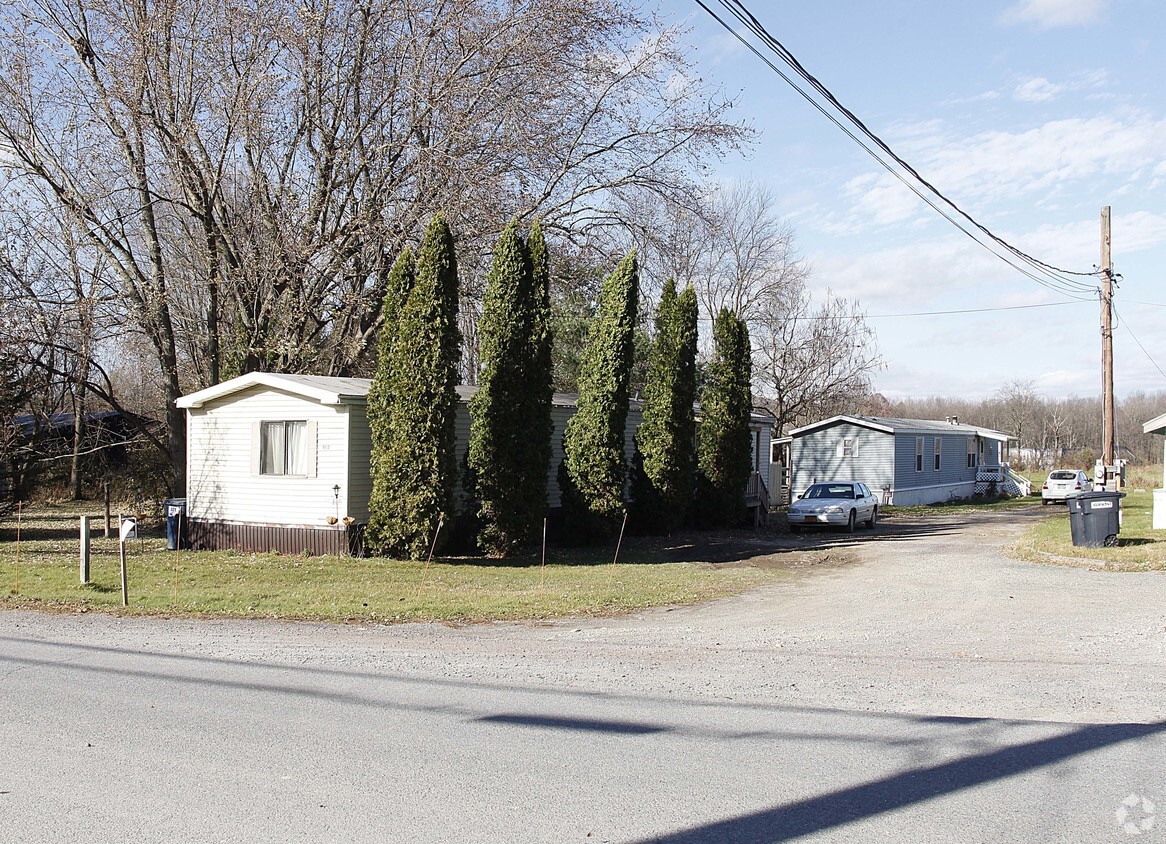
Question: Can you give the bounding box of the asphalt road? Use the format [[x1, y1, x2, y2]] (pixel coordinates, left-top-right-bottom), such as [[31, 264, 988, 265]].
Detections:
[[1, 508, 1164, 842]]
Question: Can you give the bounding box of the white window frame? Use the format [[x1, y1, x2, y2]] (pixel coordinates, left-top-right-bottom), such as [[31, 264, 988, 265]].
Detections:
[[915, 437, 924, 472], [934, 437, 942, 471], [967, 437, 977, 468], [253, 419, 317, 478], [842, 437, 854, 458]]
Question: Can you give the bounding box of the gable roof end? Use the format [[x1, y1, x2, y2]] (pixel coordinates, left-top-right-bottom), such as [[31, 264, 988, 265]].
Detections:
[[176, 372, 372, 408], [789, 414, 1011, 441]]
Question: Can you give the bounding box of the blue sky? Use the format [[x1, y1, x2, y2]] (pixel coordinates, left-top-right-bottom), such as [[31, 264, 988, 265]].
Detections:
[[658, 0, 1166, 401]]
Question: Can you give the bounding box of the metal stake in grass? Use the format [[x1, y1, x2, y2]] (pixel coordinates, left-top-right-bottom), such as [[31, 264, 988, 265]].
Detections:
[[609, 510, 628, 585], [540, 516, 548, 590], [414, 512, 445, 597], [173, 512, 182, 607], [13, 500, 21, 596]]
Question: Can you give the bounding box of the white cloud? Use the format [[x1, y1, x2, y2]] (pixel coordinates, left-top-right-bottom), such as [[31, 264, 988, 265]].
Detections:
[[841, 113, 1166, 225], [1113, 212, 1166, 254], [1014, 77, 1064, 103], [810, 236, 1001, 306], [842, 172, 923, 226], [999, 0, 1107, 29], [1012, 70, 1108, 103]]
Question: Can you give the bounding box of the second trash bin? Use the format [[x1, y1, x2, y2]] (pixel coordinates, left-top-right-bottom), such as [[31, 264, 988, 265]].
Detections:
[[1067, 490, 1124, 548], [163, 497, 188, 550]]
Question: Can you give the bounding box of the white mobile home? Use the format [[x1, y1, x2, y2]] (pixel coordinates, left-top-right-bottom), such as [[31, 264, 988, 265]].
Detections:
[[177, 373, 776, 553]]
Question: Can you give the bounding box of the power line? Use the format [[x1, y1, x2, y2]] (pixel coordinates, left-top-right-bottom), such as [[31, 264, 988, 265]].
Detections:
[[1112, 303, 1166, 383], [693, 299, 1086, 322], [864, 300, 1086, 319], [692, 0, 1100, 299], [705, 0, 1100, 290]]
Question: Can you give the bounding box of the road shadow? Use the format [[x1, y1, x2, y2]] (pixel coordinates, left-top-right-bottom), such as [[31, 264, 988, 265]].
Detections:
[[2, 634, 1161, 843], [636, 720, 1166, 843]]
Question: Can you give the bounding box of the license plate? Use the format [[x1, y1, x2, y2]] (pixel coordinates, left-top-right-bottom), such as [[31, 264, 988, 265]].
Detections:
[[804, 516, 817, 523]]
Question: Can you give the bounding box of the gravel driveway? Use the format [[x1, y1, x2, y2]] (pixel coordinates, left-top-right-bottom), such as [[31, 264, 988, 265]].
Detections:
[[2, 506, 1164, 842]]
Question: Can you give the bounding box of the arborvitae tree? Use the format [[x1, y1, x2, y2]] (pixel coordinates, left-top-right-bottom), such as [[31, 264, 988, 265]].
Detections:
[[520, 221, 556, 536], [632, 279, 698, 532], [560, 251, 639, 538], [467, 222, 536, 555], [367, 247, 416, 551], [696, 308, 753, 528], [365, 215, 462, 558]]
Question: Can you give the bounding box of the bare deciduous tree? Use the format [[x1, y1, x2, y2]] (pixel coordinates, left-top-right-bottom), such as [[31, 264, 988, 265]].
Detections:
[[752, 283, 882, 435], [0, 0, 748, 492]]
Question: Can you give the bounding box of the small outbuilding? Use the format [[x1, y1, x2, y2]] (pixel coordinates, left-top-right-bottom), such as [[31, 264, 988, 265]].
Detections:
[[786, 415, 1018, 506], [177, 373, 777, 554], [1140, 412, 1166, 529]]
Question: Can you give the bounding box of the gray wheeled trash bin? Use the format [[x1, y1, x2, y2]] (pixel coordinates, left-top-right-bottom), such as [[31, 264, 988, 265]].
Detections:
[[1066, 491, 1124, 548], [163, 497, 188, 550]]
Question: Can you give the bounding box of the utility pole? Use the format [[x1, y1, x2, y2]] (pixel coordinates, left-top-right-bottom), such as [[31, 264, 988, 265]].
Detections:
[[1100, 205, 1115, 467]]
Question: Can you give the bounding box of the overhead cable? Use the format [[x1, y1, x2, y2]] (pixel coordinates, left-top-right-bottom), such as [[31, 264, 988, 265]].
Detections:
[[693, 0, 1100, 300], [1113, 304, 1166, 383]]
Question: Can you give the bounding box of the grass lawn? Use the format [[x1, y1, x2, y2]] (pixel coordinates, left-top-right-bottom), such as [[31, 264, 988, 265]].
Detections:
[[1011, 487, 1166, 571], [0, 503, 786, 623], [882, 494, 1043, 518]]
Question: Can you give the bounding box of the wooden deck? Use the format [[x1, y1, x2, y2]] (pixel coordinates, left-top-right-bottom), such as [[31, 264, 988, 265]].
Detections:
[[745, 471, 771, 526]]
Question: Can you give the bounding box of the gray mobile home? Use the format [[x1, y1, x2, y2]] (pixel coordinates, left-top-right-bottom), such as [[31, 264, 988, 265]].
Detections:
[[788, 415, 1013, 506]]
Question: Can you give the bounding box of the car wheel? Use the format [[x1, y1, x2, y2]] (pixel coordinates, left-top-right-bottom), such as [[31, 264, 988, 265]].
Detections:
[[1041, 499, 1049, 505], [865, 507, 877, 529], [1104, 534, 1119, 547], [846, 510, 856, 533]]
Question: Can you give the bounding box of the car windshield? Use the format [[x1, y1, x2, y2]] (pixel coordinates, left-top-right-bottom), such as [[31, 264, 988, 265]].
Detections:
[[1049, 471, 1077, 480], [805, 484, 854, 499]]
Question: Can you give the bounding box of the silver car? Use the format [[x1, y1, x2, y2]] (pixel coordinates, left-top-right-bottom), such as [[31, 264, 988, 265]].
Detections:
[[1041, 469, 1092, 504], [788, 481, 879, 533]]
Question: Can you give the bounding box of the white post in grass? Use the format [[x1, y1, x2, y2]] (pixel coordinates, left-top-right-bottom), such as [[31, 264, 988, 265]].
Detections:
[[118, 516, 136, 607]]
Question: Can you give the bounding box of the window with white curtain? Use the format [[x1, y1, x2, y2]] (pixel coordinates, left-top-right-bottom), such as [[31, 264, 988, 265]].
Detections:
[[261, 420, 308, 475]]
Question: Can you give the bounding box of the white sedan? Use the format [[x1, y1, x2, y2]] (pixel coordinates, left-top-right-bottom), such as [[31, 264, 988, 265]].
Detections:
[[788, 481, 879, 533], [1041, 469, 1092, 504]]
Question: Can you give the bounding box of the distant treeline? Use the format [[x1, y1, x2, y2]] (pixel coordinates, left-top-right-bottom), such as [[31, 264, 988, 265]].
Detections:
[[871, 381, 1166, 467]]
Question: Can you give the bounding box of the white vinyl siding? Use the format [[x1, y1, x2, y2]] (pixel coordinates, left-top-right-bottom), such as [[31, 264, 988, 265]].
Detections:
[[185, 379, 777, 528], [186, 385, 347, 526], [753, 423, 772, 479], [345, 405, 372, 522]]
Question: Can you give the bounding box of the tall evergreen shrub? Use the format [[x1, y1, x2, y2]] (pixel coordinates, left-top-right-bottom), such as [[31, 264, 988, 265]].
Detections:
[[560, 251, 639, 538], [696, 308, 753, 528], [632, 279, 698, 532], [367, 247, 416, 550], [520, 221, 556, 535], [365, 215, 462, 558], [467, 222, 537, 555]]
